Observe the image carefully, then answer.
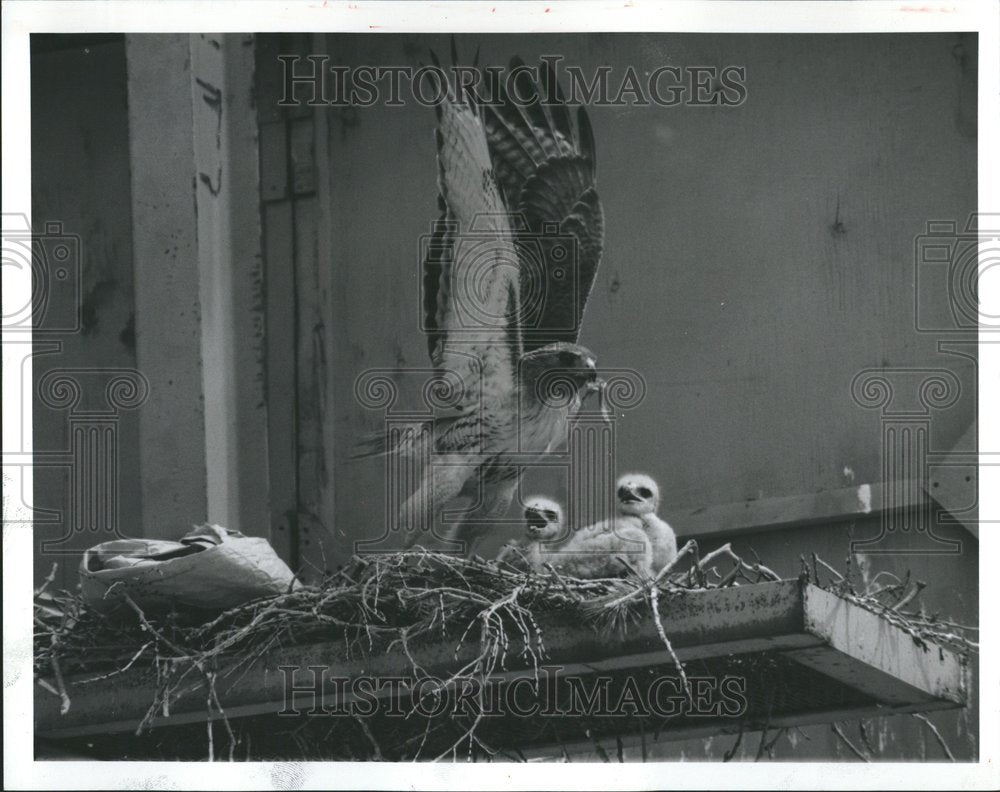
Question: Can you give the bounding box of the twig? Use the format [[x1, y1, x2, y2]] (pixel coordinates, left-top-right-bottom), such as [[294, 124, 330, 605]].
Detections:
[[613, 555, 645, 580], [36, 563, 59, 599], [698, 542, 734, 571], [813, 554, 845, 583], [857, 718, 876, 756], [48, 637, 71, 715], [356, 716, 384, 760], [758, 727, 786, 760], [743, 547, 781, 583], [723, 721, 745, 761], [123, 595, 195, 662], [899, 613, 977, 632], [831, 722, 870, 762], [912, 713, 956, 761], [206, 708, 214, 762], [77, 641, 153, 684], [701, 543, 780, 583], [602, 540, 698, 611], [648, 586, 689, 694], [754, 692, 776, 761], [543, 563, 583, 603], [719, 559, 743, 587], [589, 731, 610, 762], [890, 580, 927, 613]]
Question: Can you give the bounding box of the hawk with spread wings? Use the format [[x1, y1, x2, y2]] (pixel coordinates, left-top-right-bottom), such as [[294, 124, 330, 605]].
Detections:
[[363, 54, 606, 556]]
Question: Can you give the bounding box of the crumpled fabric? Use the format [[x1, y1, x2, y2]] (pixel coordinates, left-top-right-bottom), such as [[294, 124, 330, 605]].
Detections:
[[79, 523, 298, 613]]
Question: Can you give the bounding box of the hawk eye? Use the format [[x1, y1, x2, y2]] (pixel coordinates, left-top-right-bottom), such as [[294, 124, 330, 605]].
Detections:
[[617, 486, 629, 500], [543, 510, 557, 521], [638, 487, 652, 498]]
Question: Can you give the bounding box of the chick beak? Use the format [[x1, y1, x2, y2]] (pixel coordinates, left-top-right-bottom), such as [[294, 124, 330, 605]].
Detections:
[[618, 486, 642, 504], [526, 511, 547, 531]]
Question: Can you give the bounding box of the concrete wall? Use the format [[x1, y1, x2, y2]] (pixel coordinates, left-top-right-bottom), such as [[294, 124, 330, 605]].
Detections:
[[262, 32, 979, 759], [31, 33, 272, 589], [275, 33, 977, 567], [124, 33, 270, 542], [30, 36, 142, 589]]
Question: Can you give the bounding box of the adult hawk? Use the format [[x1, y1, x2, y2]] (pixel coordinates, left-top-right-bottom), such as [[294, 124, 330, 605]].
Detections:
[[364, 55, 605, 555]]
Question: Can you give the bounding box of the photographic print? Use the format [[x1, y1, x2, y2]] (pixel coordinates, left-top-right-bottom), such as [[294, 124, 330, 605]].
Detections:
[[4, 2, 998, 788]]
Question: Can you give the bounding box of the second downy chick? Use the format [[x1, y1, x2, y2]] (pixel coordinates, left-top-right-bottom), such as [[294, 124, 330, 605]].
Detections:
[[615, 472, 678, 574]]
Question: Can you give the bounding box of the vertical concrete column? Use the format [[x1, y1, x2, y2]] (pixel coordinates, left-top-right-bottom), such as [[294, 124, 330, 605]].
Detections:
[[125, 34, 269, 539]]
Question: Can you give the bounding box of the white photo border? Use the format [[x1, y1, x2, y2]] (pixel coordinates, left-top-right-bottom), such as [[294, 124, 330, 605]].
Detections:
[[3, 2, 998, 789]]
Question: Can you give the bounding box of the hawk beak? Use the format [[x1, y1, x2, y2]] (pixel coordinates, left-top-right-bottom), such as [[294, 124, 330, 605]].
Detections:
[[585, 378, 611, 423]]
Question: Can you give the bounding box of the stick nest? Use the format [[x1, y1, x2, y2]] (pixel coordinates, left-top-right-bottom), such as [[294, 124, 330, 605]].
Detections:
[[33, 544, 977, 761]]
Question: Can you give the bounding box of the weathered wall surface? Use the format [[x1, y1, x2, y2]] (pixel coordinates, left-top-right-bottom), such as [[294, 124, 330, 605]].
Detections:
[[267, 33, 977, 567], [31, 34, 271, 592], [258, 32, 979, 760], [29, 32, 978, 760], [31, 36, 142, 590]]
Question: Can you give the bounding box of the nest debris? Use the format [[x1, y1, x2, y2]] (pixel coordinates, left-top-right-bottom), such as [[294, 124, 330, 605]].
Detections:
[[33, 543, 977, 761]]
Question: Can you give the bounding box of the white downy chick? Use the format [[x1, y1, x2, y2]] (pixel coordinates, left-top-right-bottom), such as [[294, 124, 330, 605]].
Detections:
[[496, 496, 564, 572], [551, 491, 654, 580], [616, 472, 677, 575]]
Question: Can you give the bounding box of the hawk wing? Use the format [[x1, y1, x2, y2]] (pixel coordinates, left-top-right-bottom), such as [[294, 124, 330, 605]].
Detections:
[[423, 75, 522, 405], [482, 58, 605, 352]]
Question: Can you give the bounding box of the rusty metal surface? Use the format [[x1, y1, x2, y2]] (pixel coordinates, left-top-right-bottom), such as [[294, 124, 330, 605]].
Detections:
[[787, 584, 968, 707]]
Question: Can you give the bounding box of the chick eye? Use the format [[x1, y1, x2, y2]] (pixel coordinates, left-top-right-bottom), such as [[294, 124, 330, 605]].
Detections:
[[543, 510, 557, 521], [638, 487, 652, 498], [617, 486, 629, 500]]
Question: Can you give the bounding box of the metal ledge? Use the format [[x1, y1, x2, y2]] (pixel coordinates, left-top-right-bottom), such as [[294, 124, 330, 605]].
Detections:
[[35, 581, 967, 754]]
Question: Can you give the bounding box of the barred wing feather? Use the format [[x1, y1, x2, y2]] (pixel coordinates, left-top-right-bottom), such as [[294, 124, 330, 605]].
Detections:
[[482, 58, 605, 352], [424, 83, 522, 406]]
